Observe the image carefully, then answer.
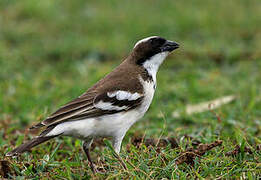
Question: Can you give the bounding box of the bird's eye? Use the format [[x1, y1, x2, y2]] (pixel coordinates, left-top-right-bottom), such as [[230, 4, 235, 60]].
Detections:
[[149, 39, 154, 43], [150, 38, 164, 47], [149, 38, 157, 45]]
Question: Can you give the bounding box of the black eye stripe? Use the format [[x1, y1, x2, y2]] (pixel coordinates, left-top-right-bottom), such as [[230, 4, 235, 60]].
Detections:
[[150, 38, 166, 45], [135, 37, 167, 66]]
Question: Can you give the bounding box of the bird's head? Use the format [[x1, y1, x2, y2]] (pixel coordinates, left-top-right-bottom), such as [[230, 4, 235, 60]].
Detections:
[[131, 36, 179, 66]]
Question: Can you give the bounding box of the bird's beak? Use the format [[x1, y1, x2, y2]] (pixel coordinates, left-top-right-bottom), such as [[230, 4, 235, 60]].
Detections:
[[161, 40, 179, 52]]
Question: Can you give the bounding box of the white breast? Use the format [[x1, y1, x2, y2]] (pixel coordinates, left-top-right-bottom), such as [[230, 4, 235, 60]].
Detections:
[[138, 76, 155, 115]]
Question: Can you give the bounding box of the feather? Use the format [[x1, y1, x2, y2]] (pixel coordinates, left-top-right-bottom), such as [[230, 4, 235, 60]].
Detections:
[[6, 134, 59, 156]]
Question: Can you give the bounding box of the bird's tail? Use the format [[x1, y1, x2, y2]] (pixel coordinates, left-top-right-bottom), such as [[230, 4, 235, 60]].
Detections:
[[6, 135, 59, 157]]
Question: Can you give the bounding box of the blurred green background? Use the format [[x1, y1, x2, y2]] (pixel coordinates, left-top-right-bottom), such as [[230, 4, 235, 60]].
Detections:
[[0, 0, 260, 179]]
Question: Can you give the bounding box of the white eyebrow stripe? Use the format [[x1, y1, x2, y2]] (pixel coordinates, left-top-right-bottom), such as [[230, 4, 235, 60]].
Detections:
[[95, 101, 127, 111], [134, 36, 158, 48], [107, 91, 142, 101]]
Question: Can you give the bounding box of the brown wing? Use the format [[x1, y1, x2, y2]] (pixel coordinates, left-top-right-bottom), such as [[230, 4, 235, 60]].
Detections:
[[30, 62, 146, 129], [30, 92, 95, 129], [30, 90, 143, 129]]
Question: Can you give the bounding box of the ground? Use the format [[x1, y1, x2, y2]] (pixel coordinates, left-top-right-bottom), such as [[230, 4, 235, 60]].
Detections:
[[0, 0, 260, 179]]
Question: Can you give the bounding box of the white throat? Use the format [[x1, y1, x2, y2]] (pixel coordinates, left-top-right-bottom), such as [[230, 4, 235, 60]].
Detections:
[[142, 52, 169, 82]]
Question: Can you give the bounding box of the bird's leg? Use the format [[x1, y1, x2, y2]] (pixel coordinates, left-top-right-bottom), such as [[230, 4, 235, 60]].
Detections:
[[83, 139, 97, 173], [112, 136, 127, 170]]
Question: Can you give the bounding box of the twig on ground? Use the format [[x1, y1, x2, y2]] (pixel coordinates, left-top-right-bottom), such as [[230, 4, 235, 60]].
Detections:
[[172, 95, 236, 118]]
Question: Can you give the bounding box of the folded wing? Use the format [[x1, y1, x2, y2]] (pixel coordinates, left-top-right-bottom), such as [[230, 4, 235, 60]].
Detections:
[[30, 90, 143, 129]]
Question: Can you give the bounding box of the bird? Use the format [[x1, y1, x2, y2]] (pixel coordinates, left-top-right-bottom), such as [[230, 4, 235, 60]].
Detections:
[[6, 36, 179, 173]]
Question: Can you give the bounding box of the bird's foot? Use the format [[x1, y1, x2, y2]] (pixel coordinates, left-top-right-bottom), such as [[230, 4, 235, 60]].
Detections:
[[89, 163, 106, 174]]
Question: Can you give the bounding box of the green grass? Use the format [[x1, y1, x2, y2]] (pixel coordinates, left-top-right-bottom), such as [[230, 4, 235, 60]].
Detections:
[[0, 0, 261, 179]]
